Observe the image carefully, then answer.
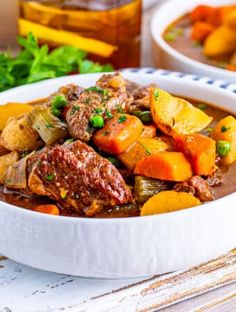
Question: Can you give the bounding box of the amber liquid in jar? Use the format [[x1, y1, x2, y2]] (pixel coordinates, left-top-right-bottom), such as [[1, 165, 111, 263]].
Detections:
[[19, 0, 142, 69]]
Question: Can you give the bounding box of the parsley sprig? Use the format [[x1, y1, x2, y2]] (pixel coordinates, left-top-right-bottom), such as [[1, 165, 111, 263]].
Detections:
[[0, 32, 113, 92]]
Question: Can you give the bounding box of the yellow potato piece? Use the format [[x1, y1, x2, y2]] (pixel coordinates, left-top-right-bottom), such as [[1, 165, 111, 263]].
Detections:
[[141, 191, 201, 216], [18, 18, 117, 58], [0, 115, 43, 152], [211, 115, 236, 165], [204, 24, 236, 57], [118, 137, 168, 170], [150, 88, 212, 136], [0, 152, 19, 184], [0, 103, 33, 131], [226, 10, 236, 27]]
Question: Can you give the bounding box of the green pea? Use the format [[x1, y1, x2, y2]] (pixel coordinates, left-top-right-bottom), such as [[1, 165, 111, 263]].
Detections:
[[51, 107, 61, 117], [90, 115, 104, 128], [133, 111, 142, 118], [140, 111, 153, 124], [216, 140, 231, 157], [52, 95, 68, 109]]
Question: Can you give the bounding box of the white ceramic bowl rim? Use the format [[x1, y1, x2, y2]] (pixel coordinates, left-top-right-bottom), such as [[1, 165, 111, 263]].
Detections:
[[151, 0, 236, 79]]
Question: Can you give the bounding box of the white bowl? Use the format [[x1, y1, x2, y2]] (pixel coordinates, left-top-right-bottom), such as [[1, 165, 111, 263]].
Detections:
[[151, 0, 236, 83], [0, 69, 236, 278]]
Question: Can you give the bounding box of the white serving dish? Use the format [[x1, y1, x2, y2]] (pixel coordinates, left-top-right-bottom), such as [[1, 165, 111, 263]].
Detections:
[[151, 0, 236, 83], [0, 69, 236, 278]]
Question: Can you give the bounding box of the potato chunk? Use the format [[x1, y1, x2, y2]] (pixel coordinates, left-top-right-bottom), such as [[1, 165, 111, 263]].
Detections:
[[211, 116, 236, 165], [0, 103, 33, 131], [0, 152, 19, 184], [150, 88, 212, 136], [204, 24, 236, 57], [0, 115, 43, 152]]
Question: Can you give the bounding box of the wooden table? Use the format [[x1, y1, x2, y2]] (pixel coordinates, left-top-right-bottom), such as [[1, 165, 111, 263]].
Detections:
[[0, 2, 236, 311]]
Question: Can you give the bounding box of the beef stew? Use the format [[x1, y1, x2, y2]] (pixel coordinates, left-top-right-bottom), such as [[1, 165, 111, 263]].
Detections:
[[0, 73, 235, 217]]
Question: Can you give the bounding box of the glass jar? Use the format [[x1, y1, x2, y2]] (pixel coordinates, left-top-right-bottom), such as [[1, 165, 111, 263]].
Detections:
[[18, 0, 142, 69]]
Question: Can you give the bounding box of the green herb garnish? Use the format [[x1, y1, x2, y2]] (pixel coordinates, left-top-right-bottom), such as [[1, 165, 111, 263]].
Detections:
[[70, 105, 80, 115], [115, 104, 124, 113], [46, 123, 53, 129], [65, 138, 75, 144], [94, 108, 103, 114], [197, 103, 208, 111], [204, 127, 213, 134], [106, 110, 113, 119], [46, 174, 55, 181], [118, 115, 127, 123], [154, 88, 159, 101], [85, 86, 107, 95], [221, 125, 231, 133], [107, 157, 121, 168], [0, 32, 113, 92]]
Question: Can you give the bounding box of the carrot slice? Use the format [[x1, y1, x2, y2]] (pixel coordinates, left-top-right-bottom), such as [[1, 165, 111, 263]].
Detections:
[[93, 114, 143, 154], [141, 191, 201, 216], [190, 5, 221, 26], [134, 152, 192, 182], [34, 204, 60, 215], [191, 22, 215, 42], [175, 133, 216, 176]]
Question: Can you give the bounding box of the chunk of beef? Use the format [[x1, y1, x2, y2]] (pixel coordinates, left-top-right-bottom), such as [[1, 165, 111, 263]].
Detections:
[[65, 73, 130, 142], [206, 170, 222, 187], [48, 84, 84, 105], [27, 140, 133, 216], [126, 80, 157, 112], [174, 176, 214, 202]]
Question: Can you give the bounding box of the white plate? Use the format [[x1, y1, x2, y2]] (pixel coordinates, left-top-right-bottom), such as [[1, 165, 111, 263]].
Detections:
[[151, 0, 236, 83], [0, 69, 236, 278]]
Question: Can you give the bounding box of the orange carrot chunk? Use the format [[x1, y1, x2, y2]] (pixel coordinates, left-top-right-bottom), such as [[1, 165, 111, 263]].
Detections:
[[34, 204, 60, 215], [93, 114, 143, 154], [191, 22, 215, 42], [191, 5, 221, 26], [134, 152, 192, 182], [175, 133, 216, 176]]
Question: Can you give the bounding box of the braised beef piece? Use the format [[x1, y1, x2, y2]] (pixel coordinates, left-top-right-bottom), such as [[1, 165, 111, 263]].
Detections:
[[126, 80, 157, 112], [206, 170, 222, 187], [174, 176, 214, 202], [27, 140, 133, 216], [65, 73, 130, 142], [48, 84, 84, 105]]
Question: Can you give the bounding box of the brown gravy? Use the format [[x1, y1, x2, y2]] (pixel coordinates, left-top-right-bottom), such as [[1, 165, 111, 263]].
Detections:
[[0, 99, 235, 217]]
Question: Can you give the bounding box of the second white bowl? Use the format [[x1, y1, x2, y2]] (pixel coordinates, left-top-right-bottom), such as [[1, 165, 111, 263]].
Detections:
[[151, 0, 236, 83]]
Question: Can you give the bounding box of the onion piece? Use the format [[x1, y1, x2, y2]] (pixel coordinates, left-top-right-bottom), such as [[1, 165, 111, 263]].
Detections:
[[5, 152, 34, 189], [27, 107, 67, 145]]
